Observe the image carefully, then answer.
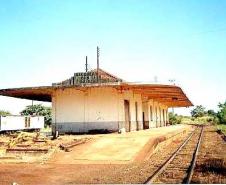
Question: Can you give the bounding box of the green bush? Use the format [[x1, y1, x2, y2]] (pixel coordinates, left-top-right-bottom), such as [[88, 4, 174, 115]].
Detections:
[[217, 124, 226, 135], [181, 117, 192, 124], [169, 112, 182, 125], [213, 117, 220, 124], [207, 117, 213, 122], [0, 110, 11, 116], [217, 101, 226, 124], [20, 104, 52, 127], [191, 105, 206, 118]]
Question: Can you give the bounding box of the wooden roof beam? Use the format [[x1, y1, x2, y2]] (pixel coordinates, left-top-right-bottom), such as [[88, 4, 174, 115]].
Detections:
[[132, 89, 182, 94]]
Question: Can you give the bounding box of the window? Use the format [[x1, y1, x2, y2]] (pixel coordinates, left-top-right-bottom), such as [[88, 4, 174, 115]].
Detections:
[[25, 117, 30, 128]]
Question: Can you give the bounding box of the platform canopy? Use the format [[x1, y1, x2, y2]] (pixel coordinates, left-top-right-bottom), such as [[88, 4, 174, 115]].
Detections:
[[121, 83, 193, 107], [0, 86, 53, 102], [0, 82, 192, 108]]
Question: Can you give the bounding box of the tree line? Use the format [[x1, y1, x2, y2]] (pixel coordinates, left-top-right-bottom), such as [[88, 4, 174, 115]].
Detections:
[[190, 102, 226, 124], [169, 101, 226, 125]]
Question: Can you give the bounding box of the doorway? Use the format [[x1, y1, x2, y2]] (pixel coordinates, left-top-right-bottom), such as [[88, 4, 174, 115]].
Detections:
[[142, 112, 145, 129], [155, 107, 158, 127], [135, 102, 139, 131], [163, 109, 165, 126], [124, 100, 131, 132]]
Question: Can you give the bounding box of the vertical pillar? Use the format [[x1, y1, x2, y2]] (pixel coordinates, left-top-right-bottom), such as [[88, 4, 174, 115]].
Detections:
[[166, 109, 169, 125]]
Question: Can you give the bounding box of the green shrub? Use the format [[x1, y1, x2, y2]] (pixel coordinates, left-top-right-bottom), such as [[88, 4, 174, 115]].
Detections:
[[0, 110, 11, 116], [217, 124, 226, 135], [20, 104, 52, 127], [169, 112, 182, 125], [191, 105, 206, 118], [217, 102, 226, 124], [207, 117, 213, 122]]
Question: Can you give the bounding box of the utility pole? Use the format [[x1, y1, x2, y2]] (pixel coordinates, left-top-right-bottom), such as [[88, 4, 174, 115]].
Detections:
[[85, 56, 88, 72], [97, 46, 100, 82]]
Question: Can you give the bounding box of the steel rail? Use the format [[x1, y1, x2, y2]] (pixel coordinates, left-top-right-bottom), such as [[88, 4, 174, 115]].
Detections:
[[145, 127, 197, 184], [185, 126, 204, 184]]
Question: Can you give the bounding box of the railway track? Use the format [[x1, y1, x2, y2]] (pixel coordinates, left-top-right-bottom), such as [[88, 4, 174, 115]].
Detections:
[[145, 126, 204, 184]]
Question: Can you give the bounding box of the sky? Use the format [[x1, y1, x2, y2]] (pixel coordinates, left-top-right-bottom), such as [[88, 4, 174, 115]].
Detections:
[[0, 0, 226, 115]]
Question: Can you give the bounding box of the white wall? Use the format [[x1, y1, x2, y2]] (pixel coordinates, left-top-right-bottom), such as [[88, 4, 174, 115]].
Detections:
[[142, 100, 168, 128], [119, 90, 143, 131], [53, 87, 119, 123], [52, 87, 168, 133], [53, 87, 121, 133], [0, 116, 44, 131], [30, 117, 45, 129], [52, 87, 143, 133]]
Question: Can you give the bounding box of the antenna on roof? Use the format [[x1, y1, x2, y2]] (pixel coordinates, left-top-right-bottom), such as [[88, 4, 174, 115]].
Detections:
[[85, 56, 88, 72], [97, 46, 100, 82], [169, 79, 176, 85]]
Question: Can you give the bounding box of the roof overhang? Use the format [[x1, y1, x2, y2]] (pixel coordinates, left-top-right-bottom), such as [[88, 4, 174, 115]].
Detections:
[[0, 83, 193, 107], [120, 83, 193, 107], [0, 86, 54, 102]]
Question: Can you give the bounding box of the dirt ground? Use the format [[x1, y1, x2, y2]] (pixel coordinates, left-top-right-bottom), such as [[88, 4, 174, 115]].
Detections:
[[2, 125, 225, 184], [0, 140, 186, 185], [0, 125, 224, 184], [0, 128, 191, 185], [0, 163, 122, 184], [0, 125, 190, 164], [192, 126, 226, 184]]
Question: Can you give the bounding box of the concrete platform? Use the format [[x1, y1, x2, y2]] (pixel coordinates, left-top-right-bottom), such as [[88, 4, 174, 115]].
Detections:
[[50, 124, 192, 164]]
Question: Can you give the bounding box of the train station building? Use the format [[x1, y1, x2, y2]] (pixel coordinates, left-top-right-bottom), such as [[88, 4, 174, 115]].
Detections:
[[0, 68, 192, 134]]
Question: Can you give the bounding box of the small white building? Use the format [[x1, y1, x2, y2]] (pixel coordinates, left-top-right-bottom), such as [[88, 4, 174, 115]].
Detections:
[[0, 68, 192, 134], [0, 115, 44, 132]]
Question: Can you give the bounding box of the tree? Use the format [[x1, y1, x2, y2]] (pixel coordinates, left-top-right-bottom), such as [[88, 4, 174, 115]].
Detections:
[[0, 110, 11, 116], [217, 101, 226, 124], [20, 104, 52, 127], [191, 105, 206, 118], [207, 109, 217, 117], [169, 112, 182, 125]]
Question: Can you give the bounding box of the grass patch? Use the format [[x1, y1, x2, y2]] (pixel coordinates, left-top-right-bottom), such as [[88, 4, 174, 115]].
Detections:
[[217, 124, 226, 135], [41, 126, 52, 133], [181, 116, 213, 125]]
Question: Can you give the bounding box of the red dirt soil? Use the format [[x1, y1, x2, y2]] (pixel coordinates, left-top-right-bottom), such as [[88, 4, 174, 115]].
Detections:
[[0, 163, 126, 184]]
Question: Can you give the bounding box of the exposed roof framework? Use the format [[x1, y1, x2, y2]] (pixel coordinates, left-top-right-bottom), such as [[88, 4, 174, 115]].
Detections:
[[119, 84, 192, 107]]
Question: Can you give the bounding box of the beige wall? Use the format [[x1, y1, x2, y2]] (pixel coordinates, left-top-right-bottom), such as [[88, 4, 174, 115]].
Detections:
[[52, 87, 143, 133], [119, 90, 143, 131], [52, 87, 168, 133], [142, 99, 168, 129], [52, 87, 120, 133]]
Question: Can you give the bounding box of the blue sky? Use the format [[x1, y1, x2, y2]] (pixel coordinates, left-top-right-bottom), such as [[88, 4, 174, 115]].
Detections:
[[0, 0, 226, 115]]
